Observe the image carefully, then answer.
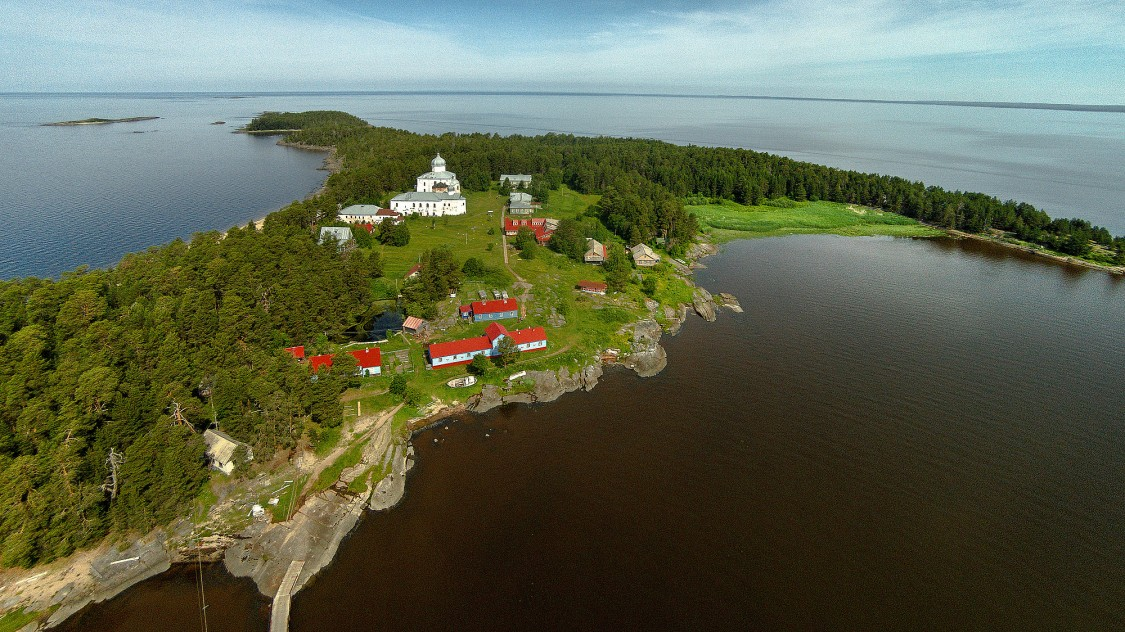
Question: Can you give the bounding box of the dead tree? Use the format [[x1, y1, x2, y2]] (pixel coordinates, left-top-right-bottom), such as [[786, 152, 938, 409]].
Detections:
[[170, 399, 195, 433], [101, 448, 125, 499]]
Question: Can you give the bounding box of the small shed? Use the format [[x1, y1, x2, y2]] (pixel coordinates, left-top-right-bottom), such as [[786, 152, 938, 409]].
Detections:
[[403, 316, 431, 337], [405, 263, 423, 280], [203, 429, 252, 476]]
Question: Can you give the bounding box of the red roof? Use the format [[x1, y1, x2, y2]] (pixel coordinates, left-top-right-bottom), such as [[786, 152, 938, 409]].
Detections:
[[356, 223, 375, 233], [534, 227, 554, 244], [284, 345, 305, 360], [405, 263, 422, 279], [504, 217, 546, 231], [309, 354, 333, 372], [577, 281, 607, 292], [471, 298, 518, 315], [484, 322, 508, 342], [403, 316, 426, 330], [375, 208, 401, 218], [508, 326, 547, 346], [428, 335, 491, 360], [348, 347, 381, 369]]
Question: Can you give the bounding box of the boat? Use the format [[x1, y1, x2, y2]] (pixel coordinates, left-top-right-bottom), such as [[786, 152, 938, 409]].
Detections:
[[446, 375, 477, 388]]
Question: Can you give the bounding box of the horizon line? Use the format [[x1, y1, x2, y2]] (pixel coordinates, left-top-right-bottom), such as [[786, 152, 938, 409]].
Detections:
[[2, 90, 1123, 114]]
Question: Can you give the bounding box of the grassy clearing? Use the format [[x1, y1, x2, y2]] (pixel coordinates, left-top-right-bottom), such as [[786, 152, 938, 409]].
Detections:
[[0, 608, 42, 632], [689, 199, 942, 242], [269, 474, 309, 522], [313, 442, 365, 493]]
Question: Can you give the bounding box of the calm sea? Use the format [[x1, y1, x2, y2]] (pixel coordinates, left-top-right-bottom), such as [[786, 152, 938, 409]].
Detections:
[[58, 236, 1125, 631], [13, 92, 1125, 630], [1, 92, 1123, 279]]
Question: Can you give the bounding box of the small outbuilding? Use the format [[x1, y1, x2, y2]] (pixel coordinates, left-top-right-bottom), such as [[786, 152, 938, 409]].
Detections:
[[203, 429, 252, 476], [630, 243, 661, 267], [584, 239, 606, 264], [577, 280, 607, 295], [403, 316, 431, 337], [319, 226, 355, 250], [348, 347, 382, 376]]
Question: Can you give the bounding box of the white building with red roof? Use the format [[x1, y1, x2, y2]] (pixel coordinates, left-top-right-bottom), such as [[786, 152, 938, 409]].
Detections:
[[348, 347, 382, 376], [427, 322, 547, 368], [463, 297, 519, 322]]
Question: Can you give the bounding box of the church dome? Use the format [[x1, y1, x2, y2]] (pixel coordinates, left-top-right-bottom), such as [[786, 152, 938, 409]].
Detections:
[[431, 154, 446, 172]]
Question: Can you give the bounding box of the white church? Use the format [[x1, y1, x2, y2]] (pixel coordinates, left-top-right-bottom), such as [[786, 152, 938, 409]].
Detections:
[[389, 154, 467, 216]]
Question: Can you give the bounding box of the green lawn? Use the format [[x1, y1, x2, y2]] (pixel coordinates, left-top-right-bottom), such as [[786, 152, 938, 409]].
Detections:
[[0, 608, 42, 632], [335, 183, 696, 420], [689, 199, 942, 242]]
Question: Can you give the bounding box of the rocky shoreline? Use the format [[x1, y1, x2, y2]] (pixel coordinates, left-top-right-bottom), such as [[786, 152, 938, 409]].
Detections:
[[8, 240, 738, 630]]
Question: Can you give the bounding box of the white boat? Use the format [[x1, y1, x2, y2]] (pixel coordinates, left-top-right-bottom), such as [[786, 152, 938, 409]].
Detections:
[[446, 375, 477, 388]]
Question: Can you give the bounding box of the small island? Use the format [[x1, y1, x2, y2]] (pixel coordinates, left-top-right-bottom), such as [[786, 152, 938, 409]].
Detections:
[[43, 116, 159, 126]]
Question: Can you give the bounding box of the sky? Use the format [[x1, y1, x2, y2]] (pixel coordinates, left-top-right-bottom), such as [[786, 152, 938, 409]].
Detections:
[[1, 0, 1122, 103]]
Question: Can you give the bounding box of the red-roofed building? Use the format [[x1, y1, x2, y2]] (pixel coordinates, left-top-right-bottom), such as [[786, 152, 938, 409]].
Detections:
[[405, 263, 422, 280], [284, 345, 306, 361], [577, 281, 607, 295], [426, 335, 492, 368], [426, 323, 547, 368], [504, 217, 546, 235], [309, 354, 334, 373], [504, 217, 555, 244], [375, 208, 404, 225], [348, 347, 382, 376], [468, 298, 519, 322]]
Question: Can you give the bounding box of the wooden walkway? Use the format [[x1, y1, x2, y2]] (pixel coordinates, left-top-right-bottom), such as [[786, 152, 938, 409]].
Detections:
[[270, 560, 305, 632]]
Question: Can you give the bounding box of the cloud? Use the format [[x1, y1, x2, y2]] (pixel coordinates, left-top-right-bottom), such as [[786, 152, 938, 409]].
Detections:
[[494, 0, 1124, 89], [0, 0, 491, 90], [0, 0, 1121, 100]]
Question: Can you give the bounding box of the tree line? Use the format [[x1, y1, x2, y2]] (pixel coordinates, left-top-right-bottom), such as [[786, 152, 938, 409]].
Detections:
[[0, 222, 382, 567], [274, 114, 1122, 263]]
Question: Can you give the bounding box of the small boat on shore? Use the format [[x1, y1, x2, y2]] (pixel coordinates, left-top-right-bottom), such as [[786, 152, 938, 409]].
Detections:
[[446, 375, 477, 388]]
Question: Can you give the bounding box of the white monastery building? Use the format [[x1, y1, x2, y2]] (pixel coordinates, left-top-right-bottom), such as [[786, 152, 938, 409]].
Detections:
[[390, 154, 467, 216]]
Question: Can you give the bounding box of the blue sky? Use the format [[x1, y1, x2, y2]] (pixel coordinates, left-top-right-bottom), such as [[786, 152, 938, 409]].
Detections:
[[1, 0, 1122, 102]]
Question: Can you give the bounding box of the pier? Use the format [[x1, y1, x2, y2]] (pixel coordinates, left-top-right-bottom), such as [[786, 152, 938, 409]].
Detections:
[[270, 560, 305, 632]]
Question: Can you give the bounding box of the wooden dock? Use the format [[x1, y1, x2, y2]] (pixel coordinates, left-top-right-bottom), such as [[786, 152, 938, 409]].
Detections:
[[270, 560, 305, 632]]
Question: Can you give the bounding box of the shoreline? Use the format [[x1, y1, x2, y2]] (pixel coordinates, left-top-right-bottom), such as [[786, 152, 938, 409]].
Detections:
[[244, 140, 340, 231], [10, 235, 728, 631], [942, 227, 1124, 275]]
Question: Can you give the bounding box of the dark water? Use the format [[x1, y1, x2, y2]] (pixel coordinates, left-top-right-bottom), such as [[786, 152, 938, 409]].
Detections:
[[0, 93, 327, 279], [3, 92, 1123, 281], [54, 563, 268, 632], [63, 236, 1125, 630]]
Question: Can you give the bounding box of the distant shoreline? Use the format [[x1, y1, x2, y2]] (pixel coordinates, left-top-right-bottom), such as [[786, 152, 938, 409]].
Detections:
[[9, 91, 1123, 114], [43, 116, 159, 126]]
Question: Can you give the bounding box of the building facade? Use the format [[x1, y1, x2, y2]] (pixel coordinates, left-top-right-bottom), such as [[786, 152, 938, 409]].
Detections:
[[390, 154, 467, 216], [427, 322, 547, 368]]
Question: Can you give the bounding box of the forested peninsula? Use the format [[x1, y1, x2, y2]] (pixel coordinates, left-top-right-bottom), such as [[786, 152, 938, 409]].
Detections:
[[1, 110, 1122, 629]]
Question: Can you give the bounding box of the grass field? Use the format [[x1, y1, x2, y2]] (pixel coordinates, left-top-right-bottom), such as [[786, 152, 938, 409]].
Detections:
[[688, 199, 943, 242]]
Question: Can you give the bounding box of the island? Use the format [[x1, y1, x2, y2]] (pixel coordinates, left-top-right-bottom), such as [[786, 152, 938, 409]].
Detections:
[[1, 110, 1122, 631], [43, 116, 159, 126]]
